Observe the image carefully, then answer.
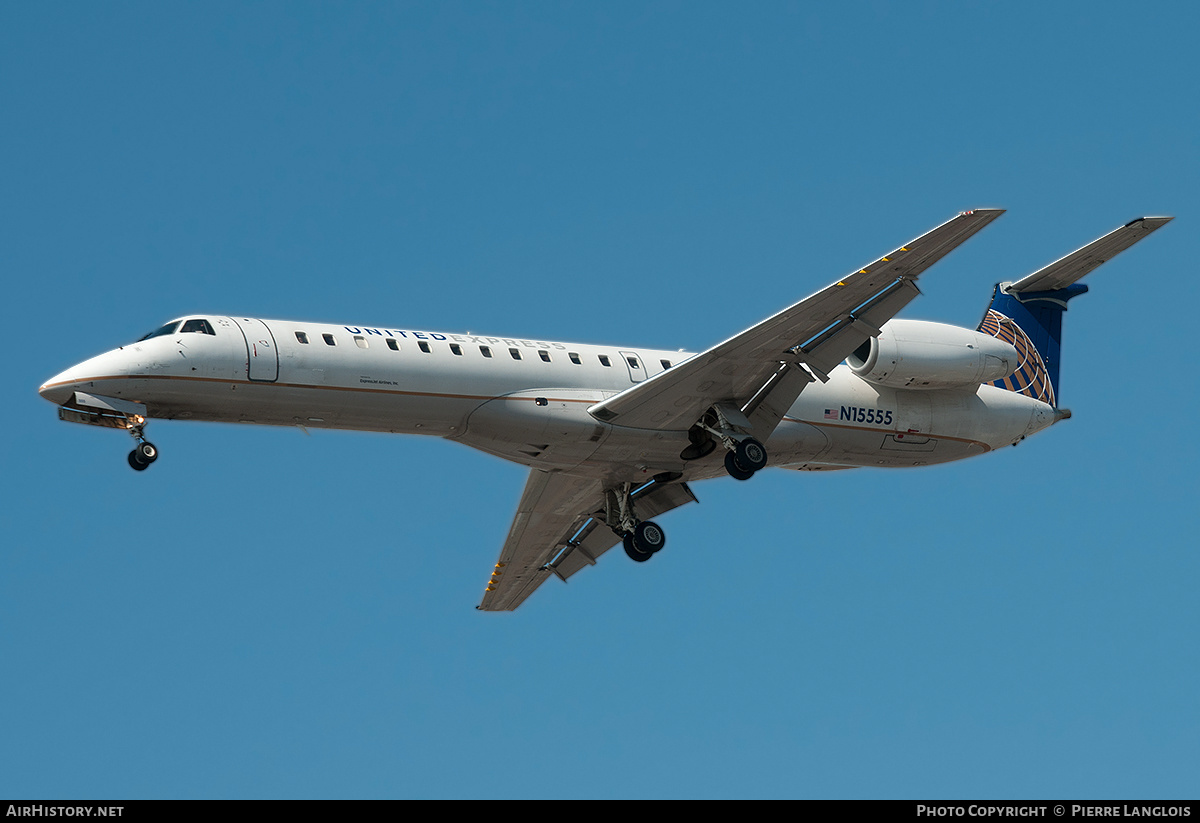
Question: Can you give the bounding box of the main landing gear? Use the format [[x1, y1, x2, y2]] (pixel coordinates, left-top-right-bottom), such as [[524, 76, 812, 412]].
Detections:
[[681, 405, 770, 482], [622, 521, 667, 563], [124, 418, 159, 472], [606, 484, 667, 563], [724, 437, 768, 481]]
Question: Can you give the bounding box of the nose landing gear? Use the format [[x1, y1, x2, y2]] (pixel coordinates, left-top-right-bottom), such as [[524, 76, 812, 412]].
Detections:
[[125, 418, 158, 472], [127, 441, 158, 471]]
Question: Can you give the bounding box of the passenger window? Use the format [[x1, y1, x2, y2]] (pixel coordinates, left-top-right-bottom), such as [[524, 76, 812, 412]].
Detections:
[[569, 352, 581, 365], [627, 357, 640, 369], [418, 341, 431, 353], [181, 319, 215, 335], [450, 343, 463, 356], [295, 331, 309, 344], [661, 359, 672, 369], [323, 333, 337, 346], [386, 339, 399, 351], [599, 355, 611, 367], [509, 348, 522, 360], [538, 350, 551, 362], [480, 346, 493, 358], [354, 336, 368, 349]]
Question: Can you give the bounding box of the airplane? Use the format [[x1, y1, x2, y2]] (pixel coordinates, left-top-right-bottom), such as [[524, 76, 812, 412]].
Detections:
[[38, 210, 1171, 610]]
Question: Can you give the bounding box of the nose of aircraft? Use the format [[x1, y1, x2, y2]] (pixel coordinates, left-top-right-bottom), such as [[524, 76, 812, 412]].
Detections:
[[38, 348, 136, 406], [39, 366, 82, 406]]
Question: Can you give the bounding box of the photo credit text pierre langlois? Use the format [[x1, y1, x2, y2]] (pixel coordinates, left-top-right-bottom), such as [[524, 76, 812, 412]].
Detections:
[[917, 808, 1193, 818]]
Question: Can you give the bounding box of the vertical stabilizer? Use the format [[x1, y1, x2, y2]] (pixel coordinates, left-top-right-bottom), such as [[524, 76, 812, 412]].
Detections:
[[979, 284, 1086, 407]]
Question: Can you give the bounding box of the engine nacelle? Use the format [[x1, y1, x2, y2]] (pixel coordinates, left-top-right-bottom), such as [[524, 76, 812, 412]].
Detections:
[[846, 319, 1019, 390]]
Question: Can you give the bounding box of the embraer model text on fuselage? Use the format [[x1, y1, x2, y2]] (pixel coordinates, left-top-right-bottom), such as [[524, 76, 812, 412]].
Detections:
[[39, 211, 1172, 610]]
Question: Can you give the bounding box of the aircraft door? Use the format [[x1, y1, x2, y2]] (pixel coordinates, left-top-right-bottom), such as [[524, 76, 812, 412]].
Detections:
[[619, 351, 646, 383], [232, 318, 279, 382]]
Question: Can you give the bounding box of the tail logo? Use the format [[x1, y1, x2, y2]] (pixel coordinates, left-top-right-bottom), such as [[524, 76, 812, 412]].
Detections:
[[979, 309, 1055, 406]]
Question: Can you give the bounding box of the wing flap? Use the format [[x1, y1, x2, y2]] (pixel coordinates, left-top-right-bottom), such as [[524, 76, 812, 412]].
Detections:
[[742, 362, 814, 440]]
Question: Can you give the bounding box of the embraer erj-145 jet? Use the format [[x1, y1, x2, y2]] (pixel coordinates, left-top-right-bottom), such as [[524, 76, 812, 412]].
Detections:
[[39, 210, 1171, 610]]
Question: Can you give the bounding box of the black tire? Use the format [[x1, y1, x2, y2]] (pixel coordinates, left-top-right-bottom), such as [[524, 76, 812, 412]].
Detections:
[[724, 450, 755, 481], [623, 532, 652, 562], [633, 520, 666, 554], [735, 438, 768, 471], [128, 450, 149, 471], [136, 441, 158, 463]]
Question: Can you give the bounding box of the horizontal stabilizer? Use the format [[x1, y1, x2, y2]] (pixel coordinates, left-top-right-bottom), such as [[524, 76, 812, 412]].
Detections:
[[981, 215, 1173, 407], [1009, 216, 1173, 293]]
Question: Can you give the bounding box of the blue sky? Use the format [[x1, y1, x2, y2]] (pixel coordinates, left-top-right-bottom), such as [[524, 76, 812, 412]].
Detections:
[[3, 1, 1197, 799]]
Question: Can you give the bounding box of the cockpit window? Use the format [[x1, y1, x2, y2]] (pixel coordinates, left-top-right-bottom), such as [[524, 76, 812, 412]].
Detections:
[[138, 321, 180, 341], [180, 318, 215, 335]]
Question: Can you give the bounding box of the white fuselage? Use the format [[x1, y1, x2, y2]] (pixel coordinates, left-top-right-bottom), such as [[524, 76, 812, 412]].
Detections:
[[39, 315, 1058, 484]]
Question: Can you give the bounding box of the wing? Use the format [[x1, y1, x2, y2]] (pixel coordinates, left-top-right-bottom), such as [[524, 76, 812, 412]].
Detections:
[[587, 209, 1005, 436], [1009, 216, 1173, 293], [478, 471, 698, 611]]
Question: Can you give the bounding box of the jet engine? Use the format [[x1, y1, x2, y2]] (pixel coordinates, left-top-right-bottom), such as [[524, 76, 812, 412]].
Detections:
[[846, 319, 1019, 390]]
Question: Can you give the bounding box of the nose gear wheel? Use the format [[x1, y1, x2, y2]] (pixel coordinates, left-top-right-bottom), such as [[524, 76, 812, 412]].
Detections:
[[124, 417, 159, 472]]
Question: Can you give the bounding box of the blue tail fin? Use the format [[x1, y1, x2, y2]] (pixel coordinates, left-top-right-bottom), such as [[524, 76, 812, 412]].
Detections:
[[976, 216, 1172, 407], [978, 284, 1087, 408]]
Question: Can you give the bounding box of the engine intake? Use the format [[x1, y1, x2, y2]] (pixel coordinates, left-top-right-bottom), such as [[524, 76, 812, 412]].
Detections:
[[847, 319, 1018, 390]]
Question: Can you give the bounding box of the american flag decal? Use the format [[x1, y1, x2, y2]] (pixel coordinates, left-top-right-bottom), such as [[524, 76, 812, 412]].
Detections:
[[824, 409, 839, 420]]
